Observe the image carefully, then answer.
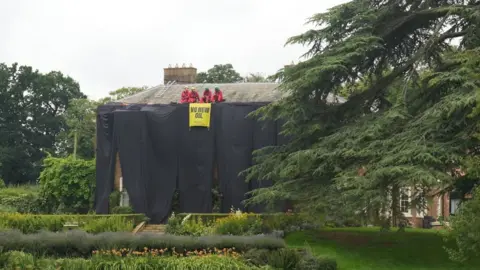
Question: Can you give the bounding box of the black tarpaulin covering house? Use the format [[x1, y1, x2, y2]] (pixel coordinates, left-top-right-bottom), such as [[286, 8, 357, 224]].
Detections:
[[95, 83, 345, 223]]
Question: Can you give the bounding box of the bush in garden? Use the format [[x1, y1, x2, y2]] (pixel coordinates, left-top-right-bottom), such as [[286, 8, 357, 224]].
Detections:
[[110, 206, 134, 214], [244, 248, 300, 269], [0, 185, 43, 213], [1, 251, 259, 270], [38, 155, 95, 214], [244, 248, 337, 270], [82, 216, 134, 233], [445, 186, 480, 262], [0, 213, 146, 233], [166, 213, 213, 236], [297, 253, 337, 270], [0, 230, 285, 257], [214, 209, 263, 236]]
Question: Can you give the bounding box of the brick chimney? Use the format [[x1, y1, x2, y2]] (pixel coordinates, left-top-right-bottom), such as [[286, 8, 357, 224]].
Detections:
[[164, 63, 197, 84]]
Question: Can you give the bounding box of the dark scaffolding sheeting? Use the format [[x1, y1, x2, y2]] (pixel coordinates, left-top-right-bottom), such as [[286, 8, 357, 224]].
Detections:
[[215, 103, 257, 212], [142, 105, 180, 223], [176, 105, 215, 213], [95, 102, 283, 220], [95, 104, 127, 214], [114, 110, 149, 216]]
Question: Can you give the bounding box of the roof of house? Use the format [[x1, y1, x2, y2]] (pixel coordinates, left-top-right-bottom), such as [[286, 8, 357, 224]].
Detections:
[[117, 82, 347, 104]]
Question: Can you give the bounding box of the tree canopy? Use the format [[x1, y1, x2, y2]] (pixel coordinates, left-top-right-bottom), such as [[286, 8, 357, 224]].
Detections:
[[0, 63, 86, 185], [196, 64, 243, 83], [245, 0, 480, 224]]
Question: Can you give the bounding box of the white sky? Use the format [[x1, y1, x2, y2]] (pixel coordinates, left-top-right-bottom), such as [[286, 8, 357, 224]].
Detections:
[[1, 0, 347, 99]]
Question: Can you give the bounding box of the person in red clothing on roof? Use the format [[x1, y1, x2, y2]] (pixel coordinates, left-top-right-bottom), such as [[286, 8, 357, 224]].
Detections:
[[180, 86, 190, 103], [188, 87, 200, 103], [213, 86, 224, 103], [201, 87, 213, 103]]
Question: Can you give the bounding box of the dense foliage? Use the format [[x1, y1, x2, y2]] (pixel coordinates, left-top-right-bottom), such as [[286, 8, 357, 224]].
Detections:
[[0, 213, 145, 233], [168, 211, 319, 237], [0, 63, 86, 185], [56, 99, 97, 159], [0, 185, 41, 213], [446, 187, 480, 262], [196, 64, 243, 83], [245, 0, 480, 225], [38, 156, 96, 213]]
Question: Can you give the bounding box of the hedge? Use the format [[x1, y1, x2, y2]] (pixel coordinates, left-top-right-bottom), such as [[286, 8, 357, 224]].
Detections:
[[0, 251, 259, 270], [0, 230, 285, 257], [175, 212, 318, 232], [0, 213, 147, 234]]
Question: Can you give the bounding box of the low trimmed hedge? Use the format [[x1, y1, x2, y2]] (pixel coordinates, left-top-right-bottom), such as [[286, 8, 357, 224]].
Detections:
[[0, 230, 285, 257], [0, 251, 259, 270], [0, 213, 147, 233], [172, 212, 320, 236]]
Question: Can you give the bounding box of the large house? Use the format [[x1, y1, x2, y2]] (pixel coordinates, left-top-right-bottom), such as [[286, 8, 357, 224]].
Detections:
[[97, 64, 458, 227]]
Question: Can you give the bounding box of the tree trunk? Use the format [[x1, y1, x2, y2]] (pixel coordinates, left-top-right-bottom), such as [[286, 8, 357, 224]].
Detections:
[[73, 131, 78, 159], [391, 185, 400, 227]]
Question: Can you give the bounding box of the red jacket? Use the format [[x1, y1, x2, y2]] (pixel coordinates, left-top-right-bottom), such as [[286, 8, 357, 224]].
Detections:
[[202, 90, 213, 103], [213, 90, 223, 103], [180, 90, 190, 103], [188, 91, 200, 103]]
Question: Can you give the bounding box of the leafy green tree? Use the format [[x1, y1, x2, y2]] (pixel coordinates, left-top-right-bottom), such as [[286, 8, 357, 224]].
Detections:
[[195, 64, 243, 83], [0, 63, 85, 185], [244, 0, 480, 225], [244, 73, 274, 83], [38, 155, 96, 214], [56, 99, 97, 159]]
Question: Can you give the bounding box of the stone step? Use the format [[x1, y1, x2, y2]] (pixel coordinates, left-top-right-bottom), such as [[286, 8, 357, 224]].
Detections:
[[144, 225, 166, 229], [140, 224, 166, 234]]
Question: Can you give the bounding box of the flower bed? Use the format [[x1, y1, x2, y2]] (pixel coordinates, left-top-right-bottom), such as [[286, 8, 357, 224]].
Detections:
[[0, 251, 257, 270], [0, 230, 285, 257]]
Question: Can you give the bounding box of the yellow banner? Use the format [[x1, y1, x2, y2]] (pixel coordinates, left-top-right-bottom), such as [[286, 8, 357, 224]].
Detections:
[[189, 103, 212, 128]]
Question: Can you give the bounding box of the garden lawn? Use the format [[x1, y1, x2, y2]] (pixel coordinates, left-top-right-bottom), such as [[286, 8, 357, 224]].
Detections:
[[286, 227, 479, 270]]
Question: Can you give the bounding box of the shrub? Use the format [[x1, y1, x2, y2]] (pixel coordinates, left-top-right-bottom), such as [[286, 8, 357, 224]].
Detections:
[[176, 212, 321, 234], [244, 248, 300, 269], [214, 210, 264, 236], [82, 216, 134, 233], [446, 186, 480, 262], [0, 185, 42, 213], [38, 155, 95, 214], [244, 247, 336, 270], [1, 251, 259, 270], [110, 206, 134, 214], [0, 213, 146, 233], [297, 253, 337, 270], [0, 178, 5, 189], [166, 213, 213, 236], [0, 230, 285, 257]]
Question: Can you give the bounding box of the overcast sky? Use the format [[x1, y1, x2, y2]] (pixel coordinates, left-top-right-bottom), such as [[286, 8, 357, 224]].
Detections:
[[1, 0, 346, 99]]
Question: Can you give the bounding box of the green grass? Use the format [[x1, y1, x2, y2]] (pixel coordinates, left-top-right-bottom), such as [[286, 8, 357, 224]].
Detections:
[[286, 227, 478, 270]]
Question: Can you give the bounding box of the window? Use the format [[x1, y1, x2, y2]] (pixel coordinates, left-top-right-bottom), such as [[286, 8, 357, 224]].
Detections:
[[450, 191, 462, 215], [450, 198, 461, 215], [400, 188, 410, 214]]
